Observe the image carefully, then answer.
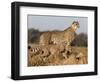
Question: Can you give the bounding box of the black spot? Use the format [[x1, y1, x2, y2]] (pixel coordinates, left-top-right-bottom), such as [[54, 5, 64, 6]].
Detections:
[[49, 51, 51, 55], [76, 57, 80, 60], [66, 50, 72, 58], [41, 51, 44, 54], [61, 49, 66, 53], [28, 45, 31, 49], [67, 51, 71, 55]]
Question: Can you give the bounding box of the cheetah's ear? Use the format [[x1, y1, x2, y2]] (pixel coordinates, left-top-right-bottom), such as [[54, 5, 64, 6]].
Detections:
[[72, 21, 78, 24], [72, 21, 76, 24]]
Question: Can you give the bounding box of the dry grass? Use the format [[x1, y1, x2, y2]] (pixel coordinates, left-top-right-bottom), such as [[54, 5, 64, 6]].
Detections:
[[28, 44, 88, 66]]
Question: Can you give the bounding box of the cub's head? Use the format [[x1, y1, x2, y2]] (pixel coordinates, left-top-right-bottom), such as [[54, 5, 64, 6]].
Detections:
[[71, 21, 80, 31]]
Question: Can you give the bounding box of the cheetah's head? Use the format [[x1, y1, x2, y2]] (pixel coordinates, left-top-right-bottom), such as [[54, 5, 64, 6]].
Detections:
[[71, 21, 80, 31]]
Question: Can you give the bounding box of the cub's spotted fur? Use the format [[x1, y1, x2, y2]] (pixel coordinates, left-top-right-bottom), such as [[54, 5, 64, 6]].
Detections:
[[28, 43, 72, 59]]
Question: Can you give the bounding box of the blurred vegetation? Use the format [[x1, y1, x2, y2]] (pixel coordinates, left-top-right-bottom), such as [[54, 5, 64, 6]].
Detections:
[[28, 28, 40, 43], [71, 33, 88, 47], [28, 28, 88, 47]]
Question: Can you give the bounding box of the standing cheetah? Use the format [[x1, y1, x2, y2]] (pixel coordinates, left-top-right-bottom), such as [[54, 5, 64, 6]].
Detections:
[[39, 21, 80, 46]]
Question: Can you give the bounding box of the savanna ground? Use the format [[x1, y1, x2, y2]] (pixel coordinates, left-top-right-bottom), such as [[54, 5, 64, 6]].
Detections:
[[28, 29, 88, 66], [28, 44, 88, 66]]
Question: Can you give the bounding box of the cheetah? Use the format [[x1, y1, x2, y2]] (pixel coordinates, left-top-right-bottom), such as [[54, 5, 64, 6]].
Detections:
[[39, 21, 80, 46]]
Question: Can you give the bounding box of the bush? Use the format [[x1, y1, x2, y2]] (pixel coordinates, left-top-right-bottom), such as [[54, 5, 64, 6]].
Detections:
[[71, 33, 88, 47], [28, 28, 40, 43]]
